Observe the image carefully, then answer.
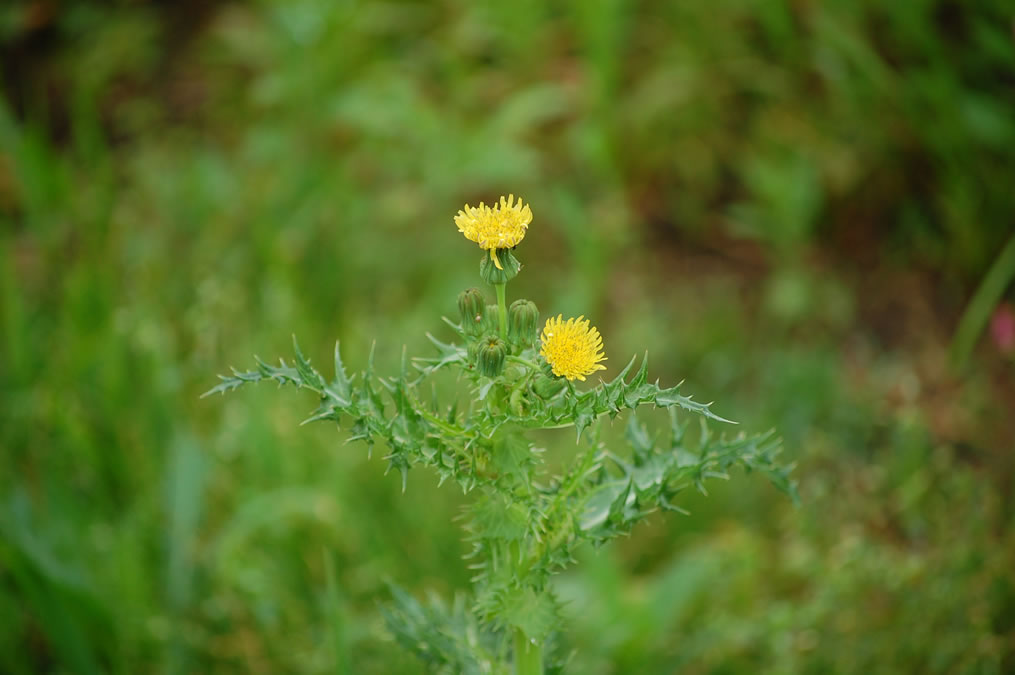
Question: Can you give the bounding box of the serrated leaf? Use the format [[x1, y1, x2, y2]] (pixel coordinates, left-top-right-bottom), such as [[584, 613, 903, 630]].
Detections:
[[381, 585, 502, 675], [497, 587, 560, 642], [470, 496, 530, 542], [332, 340, 352, 400], [292, 334, 325, 390], [655, 388, 735, 424], [625, 415, 653, 460]]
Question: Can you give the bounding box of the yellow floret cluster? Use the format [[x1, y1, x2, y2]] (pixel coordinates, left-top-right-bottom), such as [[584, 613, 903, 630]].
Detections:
[[539, 315, 607, 381], [454, 194, 532, 269]]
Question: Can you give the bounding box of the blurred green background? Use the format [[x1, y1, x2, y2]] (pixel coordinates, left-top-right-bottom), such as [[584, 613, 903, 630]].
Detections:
[[2, 0, 1014, 672]]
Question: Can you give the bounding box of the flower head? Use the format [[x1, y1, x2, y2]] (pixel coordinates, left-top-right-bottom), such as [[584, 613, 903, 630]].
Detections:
[[539, 315, 607, 381], [454, 194, 532, 269]]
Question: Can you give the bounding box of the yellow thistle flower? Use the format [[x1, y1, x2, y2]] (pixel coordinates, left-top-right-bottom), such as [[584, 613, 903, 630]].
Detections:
[[454, 194, 532, 270], [539, 315, 607, 381]]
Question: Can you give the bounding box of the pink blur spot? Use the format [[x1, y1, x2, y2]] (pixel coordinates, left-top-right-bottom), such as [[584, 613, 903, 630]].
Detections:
[[991, 302, 1015, 354]]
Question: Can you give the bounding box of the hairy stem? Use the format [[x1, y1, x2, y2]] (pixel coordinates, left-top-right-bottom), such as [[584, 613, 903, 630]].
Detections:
[[495, 283, 508, 340], [513, 628, 543, 675]]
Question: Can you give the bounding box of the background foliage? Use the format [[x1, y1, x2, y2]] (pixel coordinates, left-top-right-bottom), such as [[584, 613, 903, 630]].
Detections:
[[2, 0, 1014, 672]]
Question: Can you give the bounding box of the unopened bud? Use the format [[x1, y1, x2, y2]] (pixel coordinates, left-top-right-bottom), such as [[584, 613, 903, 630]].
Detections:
[[479, 249, 521, 285], [457, 288, 485, 336], [482, 304, 500, 335], [532, 373, 566, 399], [508, 299, 539, 346], [477, 336, 507, 378]]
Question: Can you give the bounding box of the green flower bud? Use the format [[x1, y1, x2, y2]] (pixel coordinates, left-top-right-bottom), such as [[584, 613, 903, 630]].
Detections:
[[508, 299, 539, 346], [479, 249, 521, 285], [457, 288, 485, 336], [532, 373, 566, 399], [477, 335, 507, 378], [482, 304, 500, 335]]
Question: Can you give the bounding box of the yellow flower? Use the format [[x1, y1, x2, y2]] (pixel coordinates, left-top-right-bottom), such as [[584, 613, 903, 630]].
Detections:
[[454, 194, 532, 269], [539, 315, 607, 381]]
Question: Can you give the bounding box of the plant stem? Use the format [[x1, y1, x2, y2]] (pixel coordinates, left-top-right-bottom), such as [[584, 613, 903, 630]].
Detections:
[[510, 436, 543, 675], [495, 283, 508, 340], [951, 231, 1015, 368], [506, 355, 541, 370], [513, 628, 543, 675]]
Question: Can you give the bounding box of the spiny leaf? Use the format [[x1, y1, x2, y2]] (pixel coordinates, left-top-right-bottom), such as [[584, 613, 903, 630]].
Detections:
[[333, 340, 352, 400], [555, 353, 738, 442], [292, 334, 325, 390], [498, 587, 561, 642], [381, 585, 501, 675], [654, 387, 735, 425], [200, 369, 256, 398]]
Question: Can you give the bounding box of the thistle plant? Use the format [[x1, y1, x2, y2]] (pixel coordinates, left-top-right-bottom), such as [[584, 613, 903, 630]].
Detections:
[[205, 195, 798, 673]]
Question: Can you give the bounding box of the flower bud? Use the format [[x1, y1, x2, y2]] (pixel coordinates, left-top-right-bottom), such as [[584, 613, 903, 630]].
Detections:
[[457, 288, 485, 336], [532, 373, 566, 399], [482, 304, 500, 335], [479, 249, 521, 285], [477, 336, 507, 378], [508, 299, 539, 346]]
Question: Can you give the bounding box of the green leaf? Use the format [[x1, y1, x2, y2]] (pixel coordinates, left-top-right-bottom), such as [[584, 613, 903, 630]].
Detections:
[[471, 495, 531, 542], [381, 585, 504, 675], [332, 340, 352, 401], [488, 586, 561, 642], [292, 334, 326, 390]]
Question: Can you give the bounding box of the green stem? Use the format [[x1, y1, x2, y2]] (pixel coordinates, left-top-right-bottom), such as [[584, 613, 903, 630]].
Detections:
[[506, 355, 541, 370], [951, 231, 1015, 368], [495, 283, 508, 340], [513, 628, 543, 675]]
